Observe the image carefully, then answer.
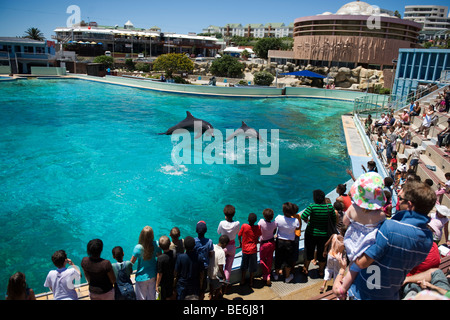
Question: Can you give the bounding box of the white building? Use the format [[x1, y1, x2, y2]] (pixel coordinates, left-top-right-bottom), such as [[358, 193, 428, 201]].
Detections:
[[202, 22, 294, 38], [403, 5, 450, 40], [53, 21, 221, 57]]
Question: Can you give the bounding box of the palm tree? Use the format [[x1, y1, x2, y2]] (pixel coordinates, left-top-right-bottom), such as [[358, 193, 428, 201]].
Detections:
[[24, 27, 45, 41]]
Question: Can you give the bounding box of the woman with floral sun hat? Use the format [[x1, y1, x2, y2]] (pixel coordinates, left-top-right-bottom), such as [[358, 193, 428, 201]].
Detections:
[[332, 172, 387, 299]]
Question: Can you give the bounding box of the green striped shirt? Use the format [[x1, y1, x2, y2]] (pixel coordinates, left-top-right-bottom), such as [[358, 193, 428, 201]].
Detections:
[[301, 203, 335, 237]]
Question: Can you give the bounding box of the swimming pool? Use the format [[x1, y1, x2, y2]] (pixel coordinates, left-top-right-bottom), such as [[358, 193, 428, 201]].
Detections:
[[0, 78, 354, 296]]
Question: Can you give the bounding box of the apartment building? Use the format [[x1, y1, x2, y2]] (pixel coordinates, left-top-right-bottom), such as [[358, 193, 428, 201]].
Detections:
[[403, 5, 450, 40], [202, 22, 294, 38]]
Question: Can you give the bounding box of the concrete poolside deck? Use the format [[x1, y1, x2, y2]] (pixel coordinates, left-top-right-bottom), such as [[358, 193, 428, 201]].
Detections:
[[36, 114, 369, 301]]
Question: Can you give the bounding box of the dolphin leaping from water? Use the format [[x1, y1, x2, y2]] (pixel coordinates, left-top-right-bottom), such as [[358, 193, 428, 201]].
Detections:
[[159, 111, 214, 139], [226, 121, 264, 142]]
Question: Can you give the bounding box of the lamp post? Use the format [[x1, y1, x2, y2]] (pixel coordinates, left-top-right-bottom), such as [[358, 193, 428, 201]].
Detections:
[[110, 31, 115, 69]]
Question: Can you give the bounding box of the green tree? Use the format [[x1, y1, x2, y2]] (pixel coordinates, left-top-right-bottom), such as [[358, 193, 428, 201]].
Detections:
[[93, 55, 114, 68], [210, 55, 244, 78], [253, 37, 283, 59], [253, 71, 274, 86], [152, 53, 194, 78], [24, 27, 45, 41], [125, 58, 135, 71], [241, 49, 250, 60]]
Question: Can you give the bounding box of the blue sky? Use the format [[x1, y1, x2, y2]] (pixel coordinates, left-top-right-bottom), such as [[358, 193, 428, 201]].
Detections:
[[1, 0, 449, 39]]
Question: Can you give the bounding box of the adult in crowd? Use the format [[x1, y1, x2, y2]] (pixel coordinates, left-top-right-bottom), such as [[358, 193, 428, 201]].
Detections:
[[334, 180, 436, 300], [416, 104, 435, 140], [301, 190, 336, 278], [81, 239, 116, 300], [436, 118, 450, 148]]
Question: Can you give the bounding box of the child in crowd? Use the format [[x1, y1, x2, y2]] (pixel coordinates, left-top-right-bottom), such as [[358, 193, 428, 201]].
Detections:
[[169, 227, 185, 254], [44, 250, 81, 300], [429, 204, 450, 245], [408, 142, 421, 172], [174, 236, 201, 300], [397, 156, 408, 174], [320, 234, 345, 293], [112, 246, 135, 300], [395, 169, 407, 193], [217, 204, 240, 288], [383, 176, 394, 196], [258, 208, 277, 286], [208, 235, 229, 300], [275, 202, 300, 283], [336, 183, 352, 212], [238, 212, 262, 287], [382, 190, 393, 218], [389, 162, 398, 183], [333, 172, 387, 299], [131, 226, 162, 300], [333, 201, 346, 236], [7, 272, 36, 300], [435, 172, 450, 205], [389, 150, 398, 169], [194, 221, 214, 300], [376, 136, 384, 159], [156, 236, 176, 300]]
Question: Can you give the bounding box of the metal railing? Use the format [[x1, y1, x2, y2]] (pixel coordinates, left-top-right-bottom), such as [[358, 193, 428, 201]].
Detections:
[[354, 70, 450, 119]]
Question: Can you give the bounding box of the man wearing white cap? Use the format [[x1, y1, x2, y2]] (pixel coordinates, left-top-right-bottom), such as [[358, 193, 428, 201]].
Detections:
[[429, 204, 450, 245]]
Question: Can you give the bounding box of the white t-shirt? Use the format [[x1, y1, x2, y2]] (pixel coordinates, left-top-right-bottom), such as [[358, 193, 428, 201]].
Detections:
[[208, 244, 226, 280], [44, 267, 80, 300], [275, 215, 299, 241], [217, 220, 240, 243]]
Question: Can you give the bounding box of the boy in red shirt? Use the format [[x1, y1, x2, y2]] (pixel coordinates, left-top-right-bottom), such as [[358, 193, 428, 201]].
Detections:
[[238, 213, 262, 287]]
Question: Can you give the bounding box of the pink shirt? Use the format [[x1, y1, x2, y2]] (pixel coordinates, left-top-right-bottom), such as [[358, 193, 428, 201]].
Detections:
[[258, 219, 277, 241]]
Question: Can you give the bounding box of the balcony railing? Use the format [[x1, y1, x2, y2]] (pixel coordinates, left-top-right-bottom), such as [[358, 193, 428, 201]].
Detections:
[[15, 52, 54, 60]]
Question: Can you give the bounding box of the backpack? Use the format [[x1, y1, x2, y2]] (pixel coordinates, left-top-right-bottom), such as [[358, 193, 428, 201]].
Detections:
[[114, 262, 136, 300]]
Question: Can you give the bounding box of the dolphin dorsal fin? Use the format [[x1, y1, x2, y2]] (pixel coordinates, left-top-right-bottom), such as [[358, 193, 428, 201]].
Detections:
[[241, 121, 247, 126], [186, 111, 194, 118]]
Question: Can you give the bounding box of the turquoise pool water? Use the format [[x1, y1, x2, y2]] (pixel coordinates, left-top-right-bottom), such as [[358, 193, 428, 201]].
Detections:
[[0, 79, 354, 296]]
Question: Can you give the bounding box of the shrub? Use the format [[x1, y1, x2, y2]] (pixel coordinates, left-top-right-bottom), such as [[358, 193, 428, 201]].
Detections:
[[125, 58, 135, 71], [173, 76, 190, 84], [135, 62, 151, 72], [253, 71, 274, 86], [210, 55, 244, 78], [93, 55, 114, 68]]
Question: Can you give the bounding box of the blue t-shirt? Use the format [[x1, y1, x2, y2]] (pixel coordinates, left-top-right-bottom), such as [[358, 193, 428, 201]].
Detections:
[[194, 237, 214, 269], [348, 210, 432, 300], [132, 242, 162, 282], [175, 251, 201, 288]]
